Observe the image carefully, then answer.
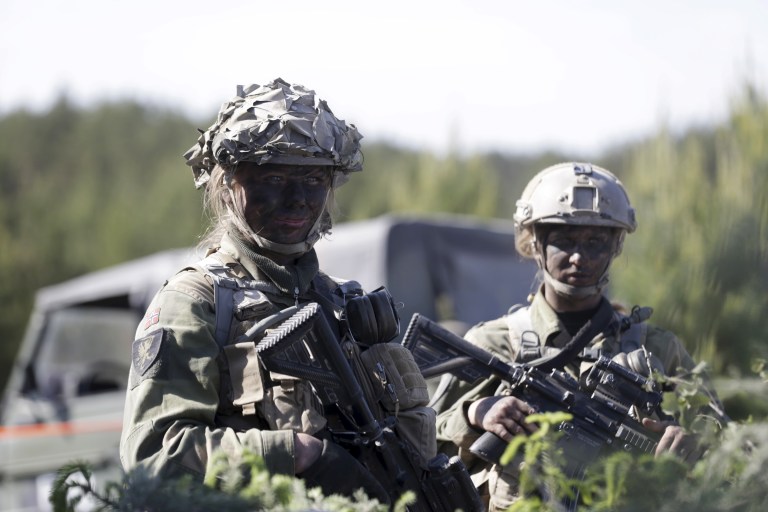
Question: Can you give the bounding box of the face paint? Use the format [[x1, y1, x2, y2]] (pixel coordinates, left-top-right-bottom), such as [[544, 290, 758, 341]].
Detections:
[[543, 226, 616, 288], [231, 163, 332, 246]]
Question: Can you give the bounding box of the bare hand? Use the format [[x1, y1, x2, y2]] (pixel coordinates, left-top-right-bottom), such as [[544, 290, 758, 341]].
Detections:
[[642, 418, 701, 464], [294, 432, 323, 474], [468, 395, 538, 442]]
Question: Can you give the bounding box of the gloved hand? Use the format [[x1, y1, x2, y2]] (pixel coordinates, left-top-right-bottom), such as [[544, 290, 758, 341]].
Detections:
[[299, 438, 390, 504]]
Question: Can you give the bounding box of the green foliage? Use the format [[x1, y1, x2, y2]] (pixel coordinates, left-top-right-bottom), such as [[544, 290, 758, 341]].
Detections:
[[752, 359, 768, 382], [501, 412, 582, 509], [495, 373, 768, 510], [51, 419, 768, 512], [498, 413, 768, 511], [335, 144, 504, 221], [610, 83, 768, 376], [49, 451, 396, 512], [585, 422, 768, 512]]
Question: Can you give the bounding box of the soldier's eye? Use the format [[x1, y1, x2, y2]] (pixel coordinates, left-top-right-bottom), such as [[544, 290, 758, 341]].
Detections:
[[551, 238, 576, 250]]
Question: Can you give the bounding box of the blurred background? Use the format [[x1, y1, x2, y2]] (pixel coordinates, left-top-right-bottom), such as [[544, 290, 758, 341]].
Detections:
[[1, 0, 767, 407]]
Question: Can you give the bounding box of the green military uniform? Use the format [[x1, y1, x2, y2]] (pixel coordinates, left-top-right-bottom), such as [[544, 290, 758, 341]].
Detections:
[[434, 287, 698, 511], [120, 233, 352, 480]]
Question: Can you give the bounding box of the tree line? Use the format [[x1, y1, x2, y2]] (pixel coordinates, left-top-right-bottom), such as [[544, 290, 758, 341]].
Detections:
[[0, 83, 766, 392]]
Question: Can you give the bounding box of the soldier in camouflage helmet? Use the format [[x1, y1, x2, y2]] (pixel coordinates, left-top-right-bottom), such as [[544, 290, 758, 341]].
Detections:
[[432, 163, 727, 510], [120, 79, 392, 501]]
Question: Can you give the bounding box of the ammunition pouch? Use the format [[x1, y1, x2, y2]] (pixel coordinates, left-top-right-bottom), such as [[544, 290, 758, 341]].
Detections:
[[359, 342, 430, 411], [343, 336, 434, 465], [259, 373, 327, 434]]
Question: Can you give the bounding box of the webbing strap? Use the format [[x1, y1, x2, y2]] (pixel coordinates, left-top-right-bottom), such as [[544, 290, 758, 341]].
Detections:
[[509, 306, 648, 365], [198, 255, 279, 347], [505, 305, 537, 362]]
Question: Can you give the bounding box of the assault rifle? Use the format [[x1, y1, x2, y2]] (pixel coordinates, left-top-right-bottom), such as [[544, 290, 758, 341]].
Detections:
[[401, 313, 664, 474], [250, 303, 483, 512]]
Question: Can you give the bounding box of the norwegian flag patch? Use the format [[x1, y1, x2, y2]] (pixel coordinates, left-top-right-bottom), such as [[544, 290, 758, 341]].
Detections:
[[143, 308, 161, 329]]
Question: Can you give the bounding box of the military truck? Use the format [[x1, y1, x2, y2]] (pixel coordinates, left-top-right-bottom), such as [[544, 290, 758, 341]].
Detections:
[[0, 214, 535, 511]]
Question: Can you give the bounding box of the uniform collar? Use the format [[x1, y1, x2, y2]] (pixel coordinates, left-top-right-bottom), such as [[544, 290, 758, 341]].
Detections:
[[218, 232, 320, 295], [529, 286, 620, 351]]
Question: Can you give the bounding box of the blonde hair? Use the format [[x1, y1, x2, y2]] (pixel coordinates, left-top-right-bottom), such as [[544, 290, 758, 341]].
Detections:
[[514, 226, 536, 260]]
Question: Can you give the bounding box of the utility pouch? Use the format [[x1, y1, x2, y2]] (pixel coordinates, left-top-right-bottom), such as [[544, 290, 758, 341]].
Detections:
[[341, 339, 387, 420], [359, 342, 430, 411], [351, 340, 435, 466], [222, 342, 264, 415], [259, 372, 327, 434], [396, 406, 437, 462]]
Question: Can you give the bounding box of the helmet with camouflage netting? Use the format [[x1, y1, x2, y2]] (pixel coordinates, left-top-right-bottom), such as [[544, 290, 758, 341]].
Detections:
[[183, 78, 363, 189]]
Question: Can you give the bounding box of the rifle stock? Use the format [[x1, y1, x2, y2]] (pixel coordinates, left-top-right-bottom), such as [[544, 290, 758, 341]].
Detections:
[[256, 303, 381, 438], [255, 303, 483, 512], [402, 313, 662, 468]]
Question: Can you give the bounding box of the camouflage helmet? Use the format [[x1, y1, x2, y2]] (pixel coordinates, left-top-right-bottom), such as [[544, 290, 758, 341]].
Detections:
[[513, 162, 637, 233], [184, 78, 363, 189]]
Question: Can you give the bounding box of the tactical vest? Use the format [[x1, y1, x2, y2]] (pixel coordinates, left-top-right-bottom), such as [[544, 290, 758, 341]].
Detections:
[[196, 251, 436, 464], [193, 252, 364, 434]]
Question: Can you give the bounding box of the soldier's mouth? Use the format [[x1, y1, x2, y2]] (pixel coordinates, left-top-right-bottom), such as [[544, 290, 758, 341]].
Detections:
[[275, 217, 310, 229], [565, 272, 594, 284]]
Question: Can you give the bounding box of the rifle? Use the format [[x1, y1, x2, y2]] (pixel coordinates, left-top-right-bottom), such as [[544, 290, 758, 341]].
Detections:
[[252, 302, 483, 512], [401, 313, 664, 474]]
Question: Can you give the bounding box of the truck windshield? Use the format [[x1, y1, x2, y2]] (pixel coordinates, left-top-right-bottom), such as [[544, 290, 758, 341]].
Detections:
[[34, 307, 139, 398]]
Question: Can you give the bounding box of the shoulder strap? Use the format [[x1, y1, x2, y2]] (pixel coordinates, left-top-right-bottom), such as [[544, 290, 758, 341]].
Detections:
[[504, 305, 541, 363], [196, 254, 282, 348], [310, 273, 364, 311]]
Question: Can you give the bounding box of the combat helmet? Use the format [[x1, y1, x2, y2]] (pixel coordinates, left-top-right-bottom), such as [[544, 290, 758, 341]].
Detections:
[[514, 162, 636, 298], [184, 78, 363, 189], [514, 162, 636, 233]]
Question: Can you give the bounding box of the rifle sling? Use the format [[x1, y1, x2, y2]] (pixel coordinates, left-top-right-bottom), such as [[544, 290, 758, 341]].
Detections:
[[527, 299, 614, 372]]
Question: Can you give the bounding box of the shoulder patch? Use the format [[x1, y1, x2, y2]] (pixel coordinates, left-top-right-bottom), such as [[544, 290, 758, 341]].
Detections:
[[133, 329, 165, 376]]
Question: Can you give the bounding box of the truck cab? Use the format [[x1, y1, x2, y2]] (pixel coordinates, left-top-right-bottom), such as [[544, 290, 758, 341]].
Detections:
[[0, 248, 199, 511]]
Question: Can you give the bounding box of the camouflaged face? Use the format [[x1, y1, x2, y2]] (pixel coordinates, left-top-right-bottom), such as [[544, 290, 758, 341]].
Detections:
[[184, 78, 364, 188]]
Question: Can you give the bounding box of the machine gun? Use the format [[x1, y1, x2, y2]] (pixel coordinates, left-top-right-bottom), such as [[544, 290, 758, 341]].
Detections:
[[401, 313, 664, 474], [250, 302, 483, 512]]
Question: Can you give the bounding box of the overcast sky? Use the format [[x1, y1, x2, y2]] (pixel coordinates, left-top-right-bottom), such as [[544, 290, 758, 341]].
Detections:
[[1, 0, 766, 155]]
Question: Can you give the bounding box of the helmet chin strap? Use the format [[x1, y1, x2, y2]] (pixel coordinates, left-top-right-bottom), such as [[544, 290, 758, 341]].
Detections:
[[540, 266, 610, 299], [249, 216, 324, 256]]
